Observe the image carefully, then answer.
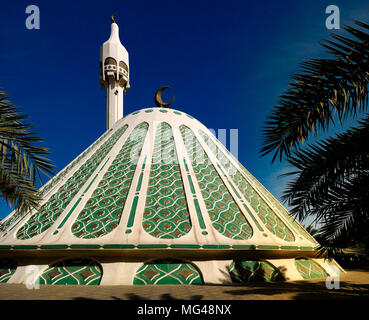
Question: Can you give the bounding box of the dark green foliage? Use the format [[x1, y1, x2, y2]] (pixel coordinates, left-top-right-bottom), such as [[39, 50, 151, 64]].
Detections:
[[0, 89, 54, 214], [260, 21, 369, 252]]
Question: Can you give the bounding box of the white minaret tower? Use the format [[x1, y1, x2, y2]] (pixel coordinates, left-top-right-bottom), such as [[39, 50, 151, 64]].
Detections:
[[99, 15, 130, 130]]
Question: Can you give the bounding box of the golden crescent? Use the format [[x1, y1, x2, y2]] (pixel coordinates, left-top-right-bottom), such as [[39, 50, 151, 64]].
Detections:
[[155, 86, 175, 108], [111, 14, 118, 23]]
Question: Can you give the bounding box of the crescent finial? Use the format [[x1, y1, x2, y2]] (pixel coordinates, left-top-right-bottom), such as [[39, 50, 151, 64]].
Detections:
[[111, 14, 117, 23], [155, 86, 175, 108]]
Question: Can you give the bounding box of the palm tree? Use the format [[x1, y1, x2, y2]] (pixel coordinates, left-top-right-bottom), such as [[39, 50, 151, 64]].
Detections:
[[260, 21, 369, 253], [304, 225, 319, 238], [0, 89, 54, 215]]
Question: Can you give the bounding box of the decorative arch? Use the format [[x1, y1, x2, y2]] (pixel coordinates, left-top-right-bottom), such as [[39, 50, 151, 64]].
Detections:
[[38, 258, 103, 285], [228, 260, 285, 282], [133, 259, 203, 285], [119, 61, 128, 71], [104, 57, 116, 65], [295, 258, 328, 279], [0, 258, 17, 283]]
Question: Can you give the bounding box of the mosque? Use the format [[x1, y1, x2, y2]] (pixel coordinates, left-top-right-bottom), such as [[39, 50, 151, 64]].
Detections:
[[0, 17, 342, 286]]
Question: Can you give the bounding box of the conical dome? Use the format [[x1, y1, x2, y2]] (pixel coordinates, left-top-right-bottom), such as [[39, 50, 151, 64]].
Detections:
[[0, 17, 342, 286], [0, 107, 341, 285]]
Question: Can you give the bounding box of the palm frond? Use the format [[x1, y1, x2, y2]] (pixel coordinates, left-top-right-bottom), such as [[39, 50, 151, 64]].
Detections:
[[0, 89, 55, 214], [317, 173, 369, 250], [260, 21, 369, 162], [281, 114, 369, 222]]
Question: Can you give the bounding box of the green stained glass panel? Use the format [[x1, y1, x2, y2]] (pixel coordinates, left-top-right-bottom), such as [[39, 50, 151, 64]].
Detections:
[[143, 122, 191, 239], [16, 125, 129, 240], [198, 129, 295, 242], [180, 125, 253, 240], [295, 258, 329, 279], [38, 258, 102, 285], [72, 122, 149, 239], [228, 260, 285, 282], [133, 260, 203, 285]]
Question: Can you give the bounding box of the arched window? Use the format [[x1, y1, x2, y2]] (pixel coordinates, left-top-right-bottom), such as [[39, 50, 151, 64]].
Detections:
[[119, 61, 128, 72], [228, 260, 285, 282], [0, 258, 17, 283], [104, 57, 117, 66], [133, 259, 203, 285], [38, 258, 103, 285], [295, 258, 329, 279]]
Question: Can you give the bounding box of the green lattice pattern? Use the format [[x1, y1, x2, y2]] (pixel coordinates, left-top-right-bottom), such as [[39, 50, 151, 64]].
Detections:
[[180, 125, 253, 240], [244, 172, 316, 243], [40, 129, 112, 197], [229, 260, 285, 282], [72, 122, 149, 238], [143, 122, 191, 238], [16, 125, 129, 240], [206, 132, 315, 243], [0, 259, 17, 283], [0, 213, 20, 236], [133, 260, 203, 285], [0, 131, 112, 237], [199, 130, 295, 242], [295, 258, 328, 279], [38, 258, 102, 285]]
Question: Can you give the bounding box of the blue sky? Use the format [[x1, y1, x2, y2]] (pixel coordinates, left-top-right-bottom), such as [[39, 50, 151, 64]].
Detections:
[[0, 0, 368, 225]]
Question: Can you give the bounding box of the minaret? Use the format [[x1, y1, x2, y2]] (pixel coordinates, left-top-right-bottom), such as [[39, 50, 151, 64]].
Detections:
[[99, 15, 130, 130]]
